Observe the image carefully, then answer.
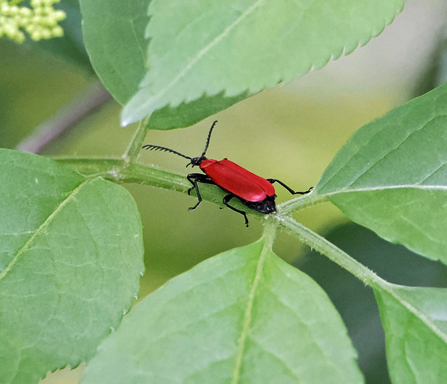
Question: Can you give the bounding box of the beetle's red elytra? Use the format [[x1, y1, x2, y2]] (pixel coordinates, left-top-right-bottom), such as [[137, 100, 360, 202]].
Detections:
[[200, 158, 276, 201], [142, 121, 312, 226]]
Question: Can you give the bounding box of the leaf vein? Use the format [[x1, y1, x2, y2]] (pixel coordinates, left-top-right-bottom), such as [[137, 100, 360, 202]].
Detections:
[[263, 284, 347, 381], [231, 240, 268, 384], [145, 0, 266, 107], [344, 116, 442, 189], [418, 161, 447, 184], [248, 337, 302, 383], [389, 288, 447, 345], [0, 179, 91, 284], [326, 184, 447, 195]]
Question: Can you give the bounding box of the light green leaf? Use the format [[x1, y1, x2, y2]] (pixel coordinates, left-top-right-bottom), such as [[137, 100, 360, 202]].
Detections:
[[82, 240, 363, 384], [375, 285, 447, 384], [0, 149, 144, 384], [80, 0, 248, 129], [121, 0, 405, 125], [315, 82, 447, 264]]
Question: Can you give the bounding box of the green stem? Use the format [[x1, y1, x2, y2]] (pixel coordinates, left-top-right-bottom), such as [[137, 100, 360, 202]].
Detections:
[[56, 157, 392, 291], [56, 157, 189, 190], [262, 216, 277, 249], [123, 118, 149, 163], [55, 157, 265, 217], [278, 189, 326, 214], [278, 215, 389, 289]]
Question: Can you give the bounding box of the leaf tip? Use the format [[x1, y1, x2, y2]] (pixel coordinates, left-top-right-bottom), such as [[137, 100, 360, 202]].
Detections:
[[120, 110, 134, 127]]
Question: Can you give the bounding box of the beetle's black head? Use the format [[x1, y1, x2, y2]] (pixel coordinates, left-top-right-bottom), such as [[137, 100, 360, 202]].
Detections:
[[188, 156, 207, 168], [246, 196, 277, 214]]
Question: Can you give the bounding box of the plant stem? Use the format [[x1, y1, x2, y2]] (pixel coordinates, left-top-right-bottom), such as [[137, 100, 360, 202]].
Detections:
[[56, 157, 189, 190], [262, 216, 277, 249], [278, 215, 388, 290], [55, 157, 264, 216], [123, 117, 150, 163], [278, 190, 326, 214], [56, 156, 391, 291]]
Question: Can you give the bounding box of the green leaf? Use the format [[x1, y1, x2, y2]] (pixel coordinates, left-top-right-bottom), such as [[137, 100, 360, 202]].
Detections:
[[80, 0, 246, 129], [80, 0, 148, 105], [121, 0, 405, 125], [315, 82, 447, 264], [82, 240, 363, 384], [301, 222, 447, 383], [375, 285, 447, 384], [147, 91, 249, 130], [0, 149, 144, 384]]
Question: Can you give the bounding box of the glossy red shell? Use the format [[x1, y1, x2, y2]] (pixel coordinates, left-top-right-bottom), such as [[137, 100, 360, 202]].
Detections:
[[200, 158, 276, 202]]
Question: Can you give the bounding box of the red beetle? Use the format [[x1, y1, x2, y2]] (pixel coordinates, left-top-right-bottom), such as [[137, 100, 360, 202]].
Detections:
[[143, 121, 312, 226]]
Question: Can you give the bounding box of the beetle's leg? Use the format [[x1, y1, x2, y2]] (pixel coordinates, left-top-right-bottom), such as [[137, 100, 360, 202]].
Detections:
[[267, 179, 313, 195], [187, 174, 214, 195], [186, 173, 214, 210], [223, 194, 249, 227], [187, 173, 202, 196], [187, 173, 205, 210]]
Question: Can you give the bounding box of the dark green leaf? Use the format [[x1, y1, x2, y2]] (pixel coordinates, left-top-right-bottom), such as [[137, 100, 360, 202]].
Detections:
[[0, 149, 144, 384], [147, 91, 249, 130], [80, 0, 148, 104]]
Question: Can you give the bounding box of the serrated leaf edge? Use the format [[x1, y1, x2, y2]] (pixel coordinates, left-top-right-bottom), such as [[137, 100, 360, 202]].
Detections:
[[122, 0, 264, 126], [123, 1, 405, 125]]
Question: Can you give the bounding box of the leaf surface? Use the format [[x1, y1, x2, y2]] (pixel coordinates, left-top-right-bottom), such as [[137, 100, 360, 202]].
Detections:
[[0, 150, 144, 384], [82, 241, 363, 384], [121, 0, 405, 125], [316, 83, 447, 264], [375, 285, 447, 384], [80, 0, 246, 129]]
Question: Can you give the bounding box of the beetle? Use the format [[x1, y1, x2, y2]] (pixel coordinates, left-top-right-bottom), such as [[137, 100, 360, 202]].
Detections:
[[142, 120, 312, 226]]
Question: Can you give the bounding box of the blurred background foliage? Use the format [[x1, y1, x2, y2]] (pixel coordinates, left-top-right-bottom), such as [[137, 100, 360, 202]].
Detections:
[[1, 0, 447, 382]]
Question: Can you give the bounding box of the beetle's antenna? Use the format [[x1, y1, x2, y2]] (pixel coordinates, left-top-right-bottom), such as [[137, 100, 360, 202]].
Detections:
[[201, 120, 217, 157], [142, 145, 192, 161]]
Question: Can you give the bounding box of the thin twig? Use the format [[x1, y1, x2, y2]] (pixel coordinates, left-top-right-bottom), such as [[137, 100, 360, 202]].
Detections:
[[123, 117, 150, 164], [15, 81, 112, 154]]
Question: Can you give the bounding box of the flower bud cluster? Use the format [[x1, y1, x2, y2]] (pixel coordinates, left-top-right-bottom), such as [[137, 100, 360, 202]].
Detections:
[[0, 0, 66, 43]]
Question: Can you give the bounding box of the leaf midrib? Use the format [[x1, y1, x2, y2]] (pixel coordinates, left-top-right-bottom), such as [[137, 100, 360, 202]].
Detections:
[[321, 184, 447, 196], [388, 287, 447, 345], [231, 240, 268, 384], [145, 0, 265, 106], [0, 179, 92, 283]]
